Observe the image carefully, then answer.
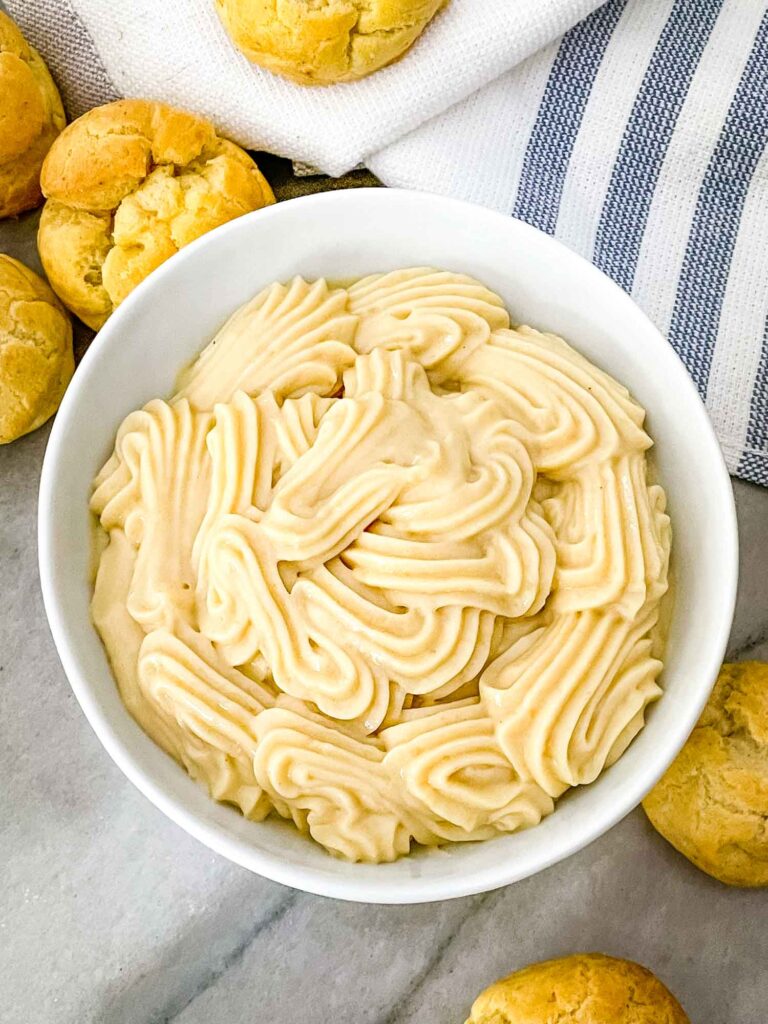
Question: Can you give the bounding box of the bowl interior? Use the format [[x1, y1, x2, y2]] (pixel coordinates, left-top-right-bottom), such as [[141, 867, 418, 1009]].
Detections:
[[39, 188, 737, 903]]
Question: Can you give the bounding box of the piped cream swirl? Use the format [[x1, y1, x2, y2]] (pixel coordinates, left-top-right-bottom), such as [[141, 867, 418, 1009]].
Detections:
[[91, 267, 671, 863]]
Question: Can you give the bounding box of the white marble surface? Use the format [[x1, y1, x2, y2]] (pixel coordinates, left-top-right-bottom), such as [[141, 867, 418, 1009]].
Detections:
[[1, 209, 767, 1024]]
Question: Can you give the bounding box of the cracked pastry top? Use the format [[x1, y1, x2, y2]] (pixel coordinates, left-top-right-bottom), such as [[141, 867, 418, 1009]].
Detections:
[[215, 0, 446, 84], [90, 267, 671, 862], [37, 99, 275, 330]]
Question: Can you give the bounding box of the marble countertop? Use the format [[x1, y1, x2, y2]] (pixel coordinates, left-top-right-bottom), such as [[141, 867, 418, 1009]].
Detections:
[[2, 204, 767, 1024]]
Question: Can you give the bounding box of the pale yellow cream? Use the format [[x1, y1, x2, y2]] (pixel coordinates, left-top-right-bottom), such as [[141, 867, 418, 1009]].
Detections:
[[91, 268, 671, 862]]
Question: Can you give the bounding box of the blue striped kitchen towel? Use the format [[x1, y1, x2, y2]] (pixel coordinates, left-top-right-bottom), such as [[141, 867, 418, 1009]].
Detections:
[[371, 0, 768, 486]]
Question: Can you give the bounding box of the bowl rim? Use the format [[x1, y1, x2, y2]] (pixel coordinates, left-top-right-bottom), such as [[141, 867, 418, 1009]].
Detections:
[[38, 187, 739, 904]]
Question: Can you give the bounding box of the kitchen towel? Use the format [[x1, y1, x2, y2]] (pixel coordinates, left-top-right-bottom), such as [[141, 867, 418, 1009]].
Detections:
[[370, 0, 768, 485], [6, 0, 768, 485], [5, 0, 600, 176]]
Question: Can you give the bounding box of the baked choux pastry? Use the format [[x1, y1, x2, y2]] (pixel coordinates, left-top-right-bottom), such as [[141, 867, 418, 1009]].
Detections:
[[644, 660, 768, 886], [215, 0, 445, 85], [0, 12, 65, 218], [38, 100, 275, 329], [0, 254, 73, 444], [465, 953, 689, 1024]]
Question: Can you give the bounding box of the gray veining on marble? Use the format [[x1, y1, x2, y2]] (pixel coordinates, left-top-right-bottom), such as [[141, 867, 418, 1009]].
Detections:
[[1, 208, 767, 1024]]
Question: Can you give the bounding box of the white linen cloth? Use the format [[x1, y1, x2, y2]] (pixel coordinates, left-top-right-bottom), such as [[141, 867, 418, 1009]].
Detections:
[[6, 0, 599, 176]]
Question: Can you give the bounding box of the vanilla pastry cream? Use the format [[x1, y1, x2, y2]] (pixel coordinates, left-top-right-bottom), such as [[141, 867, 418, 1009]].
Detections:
[[91, 268, 671, 862]]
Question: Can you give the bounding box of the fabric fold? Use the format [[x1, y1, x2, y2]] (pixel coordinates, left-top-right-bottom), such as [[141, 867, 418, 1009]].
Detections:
[[5, 0, 600, 175]]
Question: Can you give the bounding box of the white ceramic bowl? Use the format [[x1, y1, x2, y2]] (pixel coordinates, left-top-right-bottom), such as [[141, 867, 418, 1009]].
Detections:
[[39, 188, 738, 904]]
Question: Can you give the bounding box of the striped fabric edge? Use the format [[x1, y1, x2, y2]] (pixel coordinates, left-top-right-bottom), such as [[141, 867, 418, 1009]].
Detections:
[[592, 0, 724, 290], [667, 9, 768, 399], [510, 0, 768, 486], [740, 319, 768, 485], [512, 0, 628, 233]]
